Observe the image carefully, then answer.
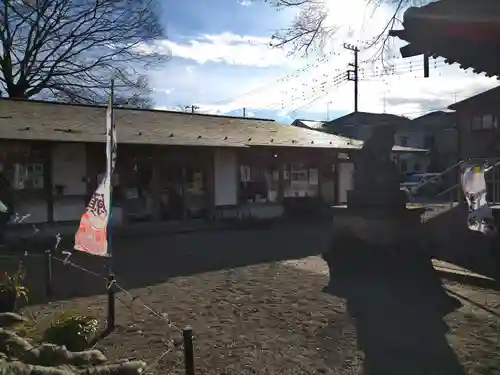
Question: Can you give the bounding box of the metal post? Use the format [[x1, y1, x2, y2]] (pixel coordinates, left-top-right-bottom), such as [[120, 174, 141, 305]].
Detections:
[[107, 273, 116, 331], [423, 53, 429, 78], [106, 79, 116, 333], [354, 47, 358, 112], [344, 43, 359, 113], [183, 326, 195, 375], [44, 249, 53, 297]]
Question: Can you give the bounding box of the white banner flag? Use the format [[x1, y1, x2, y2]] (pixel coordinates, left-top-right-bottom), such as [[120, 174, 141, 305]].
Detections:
[[461, 164, 496, 235], [74, 89, 116, 256]]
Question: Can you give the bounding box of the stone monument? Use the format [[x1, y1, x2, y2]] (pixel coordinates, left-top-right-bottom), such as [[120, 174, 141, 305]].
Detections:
[[347, 126, 407, 208], [322, 127, 463, 374], [322, 125, 426, 279]]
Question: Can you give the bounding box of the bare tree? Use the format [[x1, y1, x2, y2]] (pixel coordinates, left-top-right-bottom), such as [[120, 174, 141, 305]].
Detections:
[[268, 0, 430, 58], [0, 0, 167, 104], [46, 74, 155, 108], [114, 93, 154, 109]]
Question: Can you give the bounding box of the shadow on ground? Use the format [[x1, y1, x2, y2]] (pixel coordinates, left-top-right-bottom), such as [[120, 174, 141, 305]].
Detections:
[[323, 254, 466, 375], [6, 222, 331, 304]]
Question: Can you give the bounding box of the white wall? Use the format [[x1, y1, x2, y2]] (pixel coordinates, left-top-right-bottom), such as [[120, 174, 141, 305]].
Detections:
[[214, 148, 238, 206], [52, 143, 87, 222], [338, 162, 354, 204]]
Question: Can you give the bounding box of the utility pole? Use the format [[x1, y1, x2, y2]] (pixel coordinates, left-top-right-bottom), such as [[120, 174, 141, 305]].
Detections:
[[344, 43, 359, 113], [423, 53, 430, 78], [184, 105, 199, 114]]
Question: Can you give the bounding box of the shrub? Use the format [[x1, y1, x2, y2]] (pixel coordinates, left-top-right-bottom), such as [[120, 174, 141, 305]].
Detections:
[[43, 313, 99, 351], [0, 262, 28, 312]]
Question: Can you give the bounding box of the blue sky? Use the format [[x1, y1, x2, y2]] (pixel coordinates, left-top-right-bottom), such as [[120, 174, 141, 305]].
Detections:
[[143, 0, 499, 123]]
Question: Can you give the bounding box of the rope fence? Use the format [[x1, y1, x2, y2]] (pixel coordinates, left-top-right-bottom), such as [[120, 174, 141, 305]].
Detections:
[[0, 248, 196, 375]]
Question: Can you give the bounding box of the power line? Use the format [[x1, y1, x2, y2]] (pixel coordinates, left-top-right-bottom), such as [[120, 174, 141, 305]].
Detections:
[[200, 45, 463, 115], [208, 45, 436, 109], [279, 71, 349, 112], [290, 73, 349, 113], [207, 47, 348, 106], [236, 59, 449, 112]]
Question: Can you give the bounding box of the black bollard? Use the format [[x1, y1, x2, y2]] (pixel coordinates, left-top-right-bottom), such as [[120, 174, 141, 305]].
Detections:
[[107, 273, 116, 332], [183, 326, 195, 375], [44, 249, 53, 297]]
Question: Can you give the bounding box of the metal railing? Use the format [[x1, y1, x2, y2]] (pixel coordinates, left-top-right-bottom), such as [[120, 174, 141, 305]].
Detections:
[[406, 158, 500, 222], [408, 160, 464, 198]]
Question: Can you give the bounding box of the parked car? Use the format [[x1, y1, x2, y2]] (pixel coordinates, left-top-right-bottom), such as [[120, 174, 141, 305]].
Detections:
[[401, 173, 443, 199]]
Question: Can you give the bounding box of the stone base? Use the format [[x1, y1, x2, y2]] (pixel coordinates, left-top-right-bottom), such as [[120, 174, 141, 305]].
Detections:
[[322, 206, 427, 281], [332, 206, 423, 245], [346, 189, 407, 208]]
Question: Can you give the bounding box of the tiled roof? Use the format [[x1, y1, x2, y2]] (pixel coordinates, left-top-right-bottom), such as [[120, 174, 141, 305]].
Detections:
[[0, 99, 423, 152], [389, 0, 500, 77]]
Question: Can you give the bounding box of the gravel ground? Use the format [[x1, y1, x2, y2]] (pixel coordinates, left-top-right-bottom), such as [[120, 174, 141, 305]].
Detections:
[[22, 252, 500, 375]]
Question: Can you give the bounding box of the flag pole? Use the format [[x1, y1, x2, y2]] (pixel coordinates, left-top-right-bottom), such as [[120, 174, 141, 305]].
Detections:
[[106, 79, 116, 332]]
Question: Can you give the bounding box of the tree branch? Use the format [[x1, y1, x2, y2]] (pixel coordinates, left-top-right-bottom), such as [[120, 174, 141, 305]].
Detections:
[[0, 0, 167, 105], [269, 0, 430, 59]]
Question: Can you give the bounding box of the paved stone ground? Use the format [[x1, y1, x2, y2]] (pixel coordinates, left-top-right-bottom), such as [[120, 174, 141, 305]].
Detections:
[[9, 223, 500, 374]]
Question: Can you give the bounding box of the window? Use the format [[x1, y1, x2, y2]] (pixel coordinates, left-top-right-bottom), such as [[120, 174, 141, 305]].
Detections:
[[239, 164, 279, 203], [12, 163, 44, 190], [399, 137, 408, 147], [0, 143, 45, 191], [284, 163, 319, 198], [483, 114, 496, 129], [471, 114, 498, 130]]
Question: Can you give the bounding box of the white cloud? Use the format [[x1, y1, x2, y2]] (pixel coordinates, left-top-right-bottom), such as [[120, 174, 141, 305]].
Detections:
[[239, 0, 252, 5], [188, 56, 498, 120], [148, 0, 499, 121], [153, 88, 173, 95], [136, 32, 290, 68]]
